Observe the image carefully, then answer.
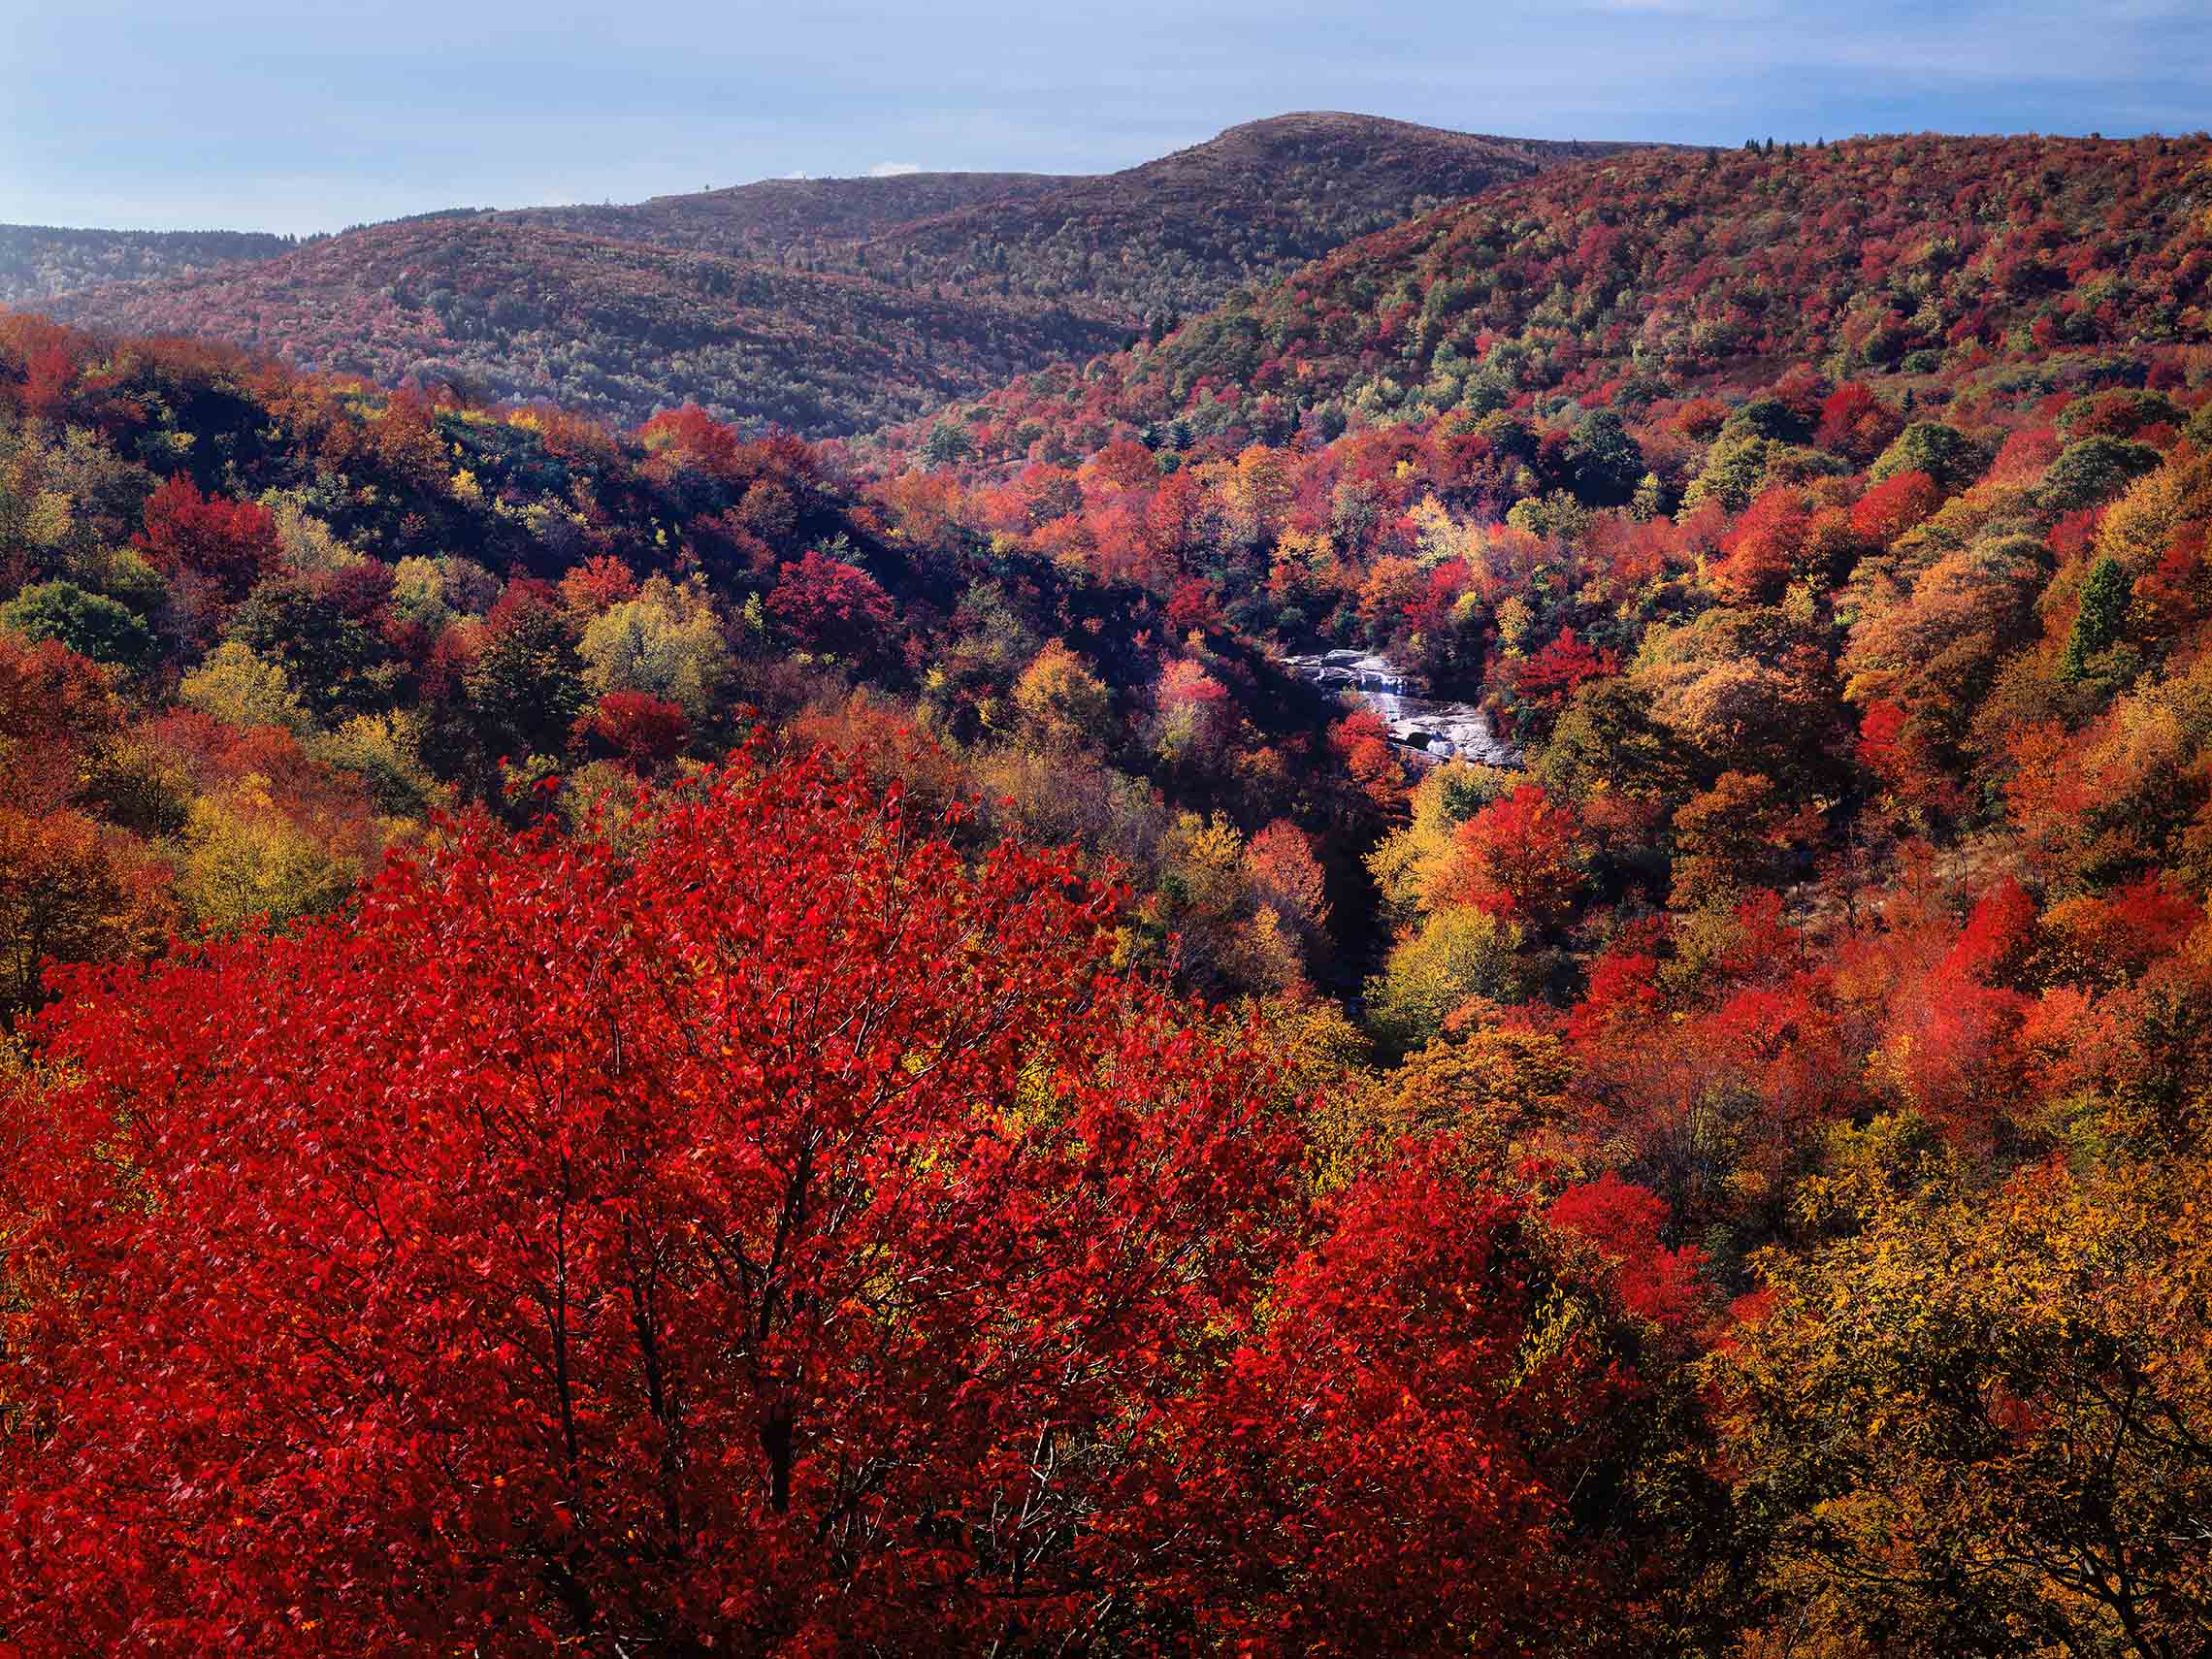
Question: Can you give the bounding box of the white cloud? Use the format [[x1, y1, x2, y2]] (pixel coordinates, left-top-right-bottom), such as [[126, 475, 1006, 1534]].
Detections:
[[868, 160, 923, 177]]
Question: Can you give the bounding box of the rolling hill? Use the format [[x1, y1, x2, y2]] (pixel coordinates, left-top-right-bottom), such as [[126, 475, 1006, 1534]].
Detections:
[[33, 214, 1126, 437], [26, 114, 1657, 435], [514, 114, 1657, 324], [0, 224, 293, 305]]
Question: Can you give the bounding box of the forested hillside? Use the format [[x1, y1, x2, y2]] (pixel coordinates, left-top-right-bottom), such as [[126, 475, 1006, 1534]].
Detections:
[[878, 132, 2212, 467], [36, 215, 1129, 436], [518, 115, 1653, 324], [28, 115, 1647, 435], [5, 127, 2212, 1656], [505, 169, 1066, 257], [0, 315, 1370, 1029], [0, 224, 292, 304]]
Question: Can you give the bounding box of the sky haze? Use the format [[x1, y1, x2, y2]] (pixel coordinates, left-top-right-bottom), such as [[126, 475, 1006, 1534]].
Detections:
[[6, 0, 2209, 233]]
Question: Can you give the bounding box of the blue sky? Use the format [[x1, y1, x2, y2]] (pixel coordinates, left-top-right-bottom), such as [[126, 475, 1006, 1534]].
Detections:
[[5, 0, 2209, 234]]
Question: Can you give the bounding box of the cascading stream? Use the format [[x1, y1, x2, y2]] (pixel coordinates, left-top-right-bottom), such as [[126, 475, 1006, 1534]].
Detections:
[[1280, 649, 1515, 767]]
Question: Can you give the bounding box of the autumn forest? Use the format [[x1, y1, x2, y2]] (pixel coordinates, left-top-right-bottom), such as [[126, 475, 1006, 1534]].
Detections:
[[2, 111, 2211, 1657]]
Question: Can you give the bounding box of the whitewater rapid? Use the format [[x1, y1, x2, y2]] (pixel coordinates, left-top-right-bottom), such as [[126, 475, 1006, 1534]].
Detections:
[[1281, 650, 1515, 767]]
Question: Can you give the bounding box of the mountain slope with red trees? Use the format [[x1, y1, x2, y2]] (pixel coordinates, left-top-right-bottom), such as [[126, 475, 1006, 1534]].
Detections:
[[874, 131, 2212, 469], [36, 214, 1129, 437], [28, 114, 1660, 436]]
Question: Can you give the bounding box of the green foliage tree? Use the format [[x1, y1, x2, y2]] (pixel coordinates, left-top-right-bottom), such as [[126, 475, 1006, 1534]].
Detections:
[[2040, 436, 2164, 510], [464, 591, 589, 766], [2059, 554, 2136, 684], [0, 580, 156, 674], [1722, 395, 1808, 444], [1565, 411, 1645, 506], [1680, 431, 1771, 514], [919, 419, 976, 468], [228, 576, 388, 723], [1870, 421, 1980, 490]]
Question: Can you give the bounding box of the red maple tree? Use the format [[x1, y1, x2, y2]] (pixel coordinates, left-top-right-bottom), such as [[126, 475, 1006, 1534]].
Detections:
[[132, 473, 282, 606], [0, 751, 1303, 1654]]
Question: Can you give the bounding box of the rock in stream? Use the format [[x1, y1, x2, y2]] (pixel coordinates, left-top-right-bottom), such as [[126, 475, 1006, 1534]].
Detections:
[[1281, 650, 1515, 767]]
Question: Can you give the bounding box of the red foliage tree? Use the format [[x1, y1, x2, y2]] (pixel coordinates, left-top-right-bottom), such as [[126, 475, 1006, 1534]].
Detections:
[[20, 340, 80, 422], [1815, 382, 1903, 463], [1143, 468, 1205, 560], [0, 753, 1302, 1654], [1512, 628, 1620, 707], [1852, 697, 1966, 820], [559, 554, 639, 614], [1672, 397, 1729, 442], [0, 805, 173, 1029], [1143, 1148, 1643, 1656], [765, 548, 896, 666], [1164, 575, 1225, 635], [131, 473, 281, 613], [1548, 1172, 1706, 1335], [580, 689, 688, 771], [1849, 469, 1942, 545], [639, 402, 743, 479], [1435, 783, 1587, 927], [1569, 946, 1666, 1051], [1712, 486, 1811, 602], [1247, 817, 1332, 936], [1328, 707, 1409, 816], [0, 633, 123, 812], [1944, 877, 2038, 986]]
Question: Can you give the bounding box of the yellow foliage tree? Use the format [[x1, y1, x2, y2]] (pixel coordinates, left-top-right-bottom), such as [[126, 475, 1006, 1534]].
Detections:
[[578, 577, 732, 722], [1312, 1024, 1578, 1188], [179, 641, 311, 734], [179, 780, 358, 935], [1366, 761, 1509, 928], [1712, 1153, 2212, 1659], [1365, 905, 1528, 1054], [1010, 639, 1114, 754]]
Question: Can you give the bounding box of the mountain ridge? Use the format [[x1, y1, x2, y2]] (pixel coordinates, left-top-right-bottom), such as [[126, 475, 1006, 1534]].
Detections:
[[20, 113, 1667, 435], [0, 224, 296, 305]]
